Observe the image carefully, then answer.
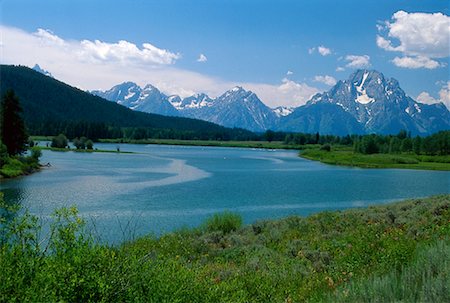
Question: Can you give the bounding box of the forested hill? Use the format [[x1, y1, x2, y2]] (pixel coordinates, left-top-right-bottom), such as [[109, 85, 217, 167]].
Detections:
[[0, 65, 254, 140]]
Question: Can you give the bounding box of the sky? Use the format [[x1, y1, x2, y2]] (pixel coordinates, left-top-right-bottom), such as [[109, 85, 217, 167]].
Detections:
[[0, 0, 449, 109]]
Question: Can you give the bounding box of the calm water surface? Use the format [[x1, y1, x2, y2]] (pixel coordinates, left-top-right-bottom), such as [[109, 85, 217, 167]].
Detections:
[[1, 143, 449, 244]]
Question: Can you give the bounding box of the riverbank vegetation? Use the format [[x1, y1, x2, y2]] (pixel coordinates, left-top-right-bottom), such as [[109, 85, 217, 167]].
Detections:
[[1, 194, 448, 302], [0, 90, 41, 178], [297, 130, 450, 170]]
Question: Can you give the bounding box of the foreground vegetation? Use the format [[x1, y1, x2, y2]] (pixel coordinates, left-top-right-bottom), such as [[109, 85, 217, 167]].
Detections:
[[1, 194, 449, 302], [301, 146, 450, 171]]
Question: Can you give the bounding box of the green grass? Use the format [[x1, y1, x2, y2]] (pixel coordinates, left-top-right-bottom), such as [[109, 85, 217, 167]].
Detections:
[[1, 194, 449, 302], [301, 147, 450, 171], [0, 155, 41, 178]]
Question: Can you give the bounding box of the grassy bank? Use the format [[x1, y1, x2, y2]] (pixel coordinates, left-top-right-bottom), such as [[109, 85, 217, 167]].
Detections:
[[0, 148, 41, 178], [1, 194, 449, 302], [301, 147, 450, 171]]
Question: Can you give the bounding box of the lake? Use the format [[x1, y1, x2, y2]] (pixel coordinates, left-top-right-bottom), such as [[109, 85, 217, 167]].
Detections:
[[1, 143, 449, 244]]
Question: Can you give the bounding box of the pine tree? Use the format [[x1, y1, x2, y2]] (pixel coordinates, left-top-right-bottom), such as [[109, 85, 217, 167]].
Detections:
[[0, 90, 28, 155]]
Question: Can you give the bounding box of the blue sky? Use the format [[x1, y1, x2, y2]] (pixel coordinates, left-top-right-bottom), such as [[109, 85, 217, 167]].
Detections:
[[1, 0, 449, 108]]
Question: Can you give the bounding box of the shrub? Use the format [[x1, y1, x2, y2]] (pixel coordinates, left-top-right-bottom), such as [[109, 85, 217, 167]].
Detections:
[[204, 211, 242, 234], [320, 144, 331, 152], [51, 134, 68, 148]]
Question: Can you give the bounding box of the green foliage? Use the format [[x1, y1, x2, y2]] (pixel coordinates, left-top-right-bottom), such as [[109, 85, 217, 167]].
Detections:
[[301, 148, 449, 170], [85, 139, 94, 150], [73, 136, 94, 150], [320, 144, 331, 152], [0, 140, 8, 167], [204, 211, 243, 234], [328, 239, 450, 302], [0, 89, 28, 156], [0, 195, 448, 302], [51, 133, 68, 148]]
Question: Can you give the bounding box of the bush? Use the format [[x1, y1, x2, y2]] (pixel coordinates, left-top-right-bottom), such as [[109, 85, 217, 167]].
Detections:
[[320, 144, 331, 152], [204, 211, 243, 234], [51, 134, 68, 148]]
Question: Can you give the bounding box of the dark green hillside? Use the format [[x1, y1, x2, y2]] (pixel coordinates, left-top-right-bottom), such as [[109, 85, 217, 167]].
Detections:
[[0, 65, 254, 140]]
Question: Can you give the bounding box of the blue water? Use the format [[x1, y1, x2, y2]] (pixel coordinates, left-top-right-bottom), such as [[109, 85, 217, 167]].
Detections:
[[1, 143, 449, 244]]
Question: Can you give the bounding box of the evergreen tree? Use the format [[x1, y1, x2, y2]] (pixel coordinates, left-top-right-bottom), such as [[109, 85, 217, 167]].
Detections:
[[0, 90, 28, 155]]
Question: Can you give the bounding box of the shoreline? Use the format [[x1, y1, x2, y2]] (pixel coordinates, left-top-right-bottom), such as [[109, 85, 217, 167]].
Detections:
[[32, 137, 450, 171]]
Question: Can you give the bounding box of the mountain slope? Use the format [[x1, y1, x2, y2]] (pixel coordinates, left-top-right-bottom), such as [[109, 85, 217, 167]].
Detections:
[[0, 65, 254, 139], [180, 87, 278, 132], [299, 69, 450, 135], [92, 82, 179, 116], [279, 103, 364, 135]]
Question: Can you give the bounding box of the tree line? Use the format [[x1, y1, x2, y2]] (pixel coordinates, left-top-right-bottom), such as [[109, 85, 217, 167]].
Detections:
[[282, 129, 449, 156]]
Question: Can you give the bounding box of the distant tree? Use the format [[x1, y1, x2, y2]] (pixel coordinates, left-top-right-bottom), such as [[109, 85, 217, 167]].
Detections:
[[0, 90, 28, 155], [389, 137, 401, 154], [361, 136, 379, 154], [413, 136, 422, 155], [85, 139, 93, 150], [397, 130, 407, 140], [264, 130, 275, 143], [400, 138, 413, 153], [51, 134, 68, 148]]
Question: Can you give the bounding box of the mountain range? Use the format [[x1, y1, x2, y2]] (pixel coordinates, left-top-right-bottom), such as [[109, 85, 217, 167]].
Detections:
[[91, 70, 450, 135]]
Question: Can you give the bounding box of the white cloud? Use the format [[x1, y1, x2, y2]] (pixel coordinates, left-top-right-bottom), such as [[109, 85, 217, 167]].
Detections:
[[318, 46, 332, 56], [416, 82, 450, 110], [392, 56, 441, 69], [244, 79, 319, 108], [416, 92, 438, 104], [197, 53, 207, 62], [286, 70, 293, 76], [309, 45, 332, 56], [34, 28, 66, 46], [78, 39, 180, 65], [0, 25, 318, 108], [314, 75, 337, 86], [438, 82, 450, 110], [377, 11, 449, 69], [345, 55, 371, 68], [336, 66, 345, 72]]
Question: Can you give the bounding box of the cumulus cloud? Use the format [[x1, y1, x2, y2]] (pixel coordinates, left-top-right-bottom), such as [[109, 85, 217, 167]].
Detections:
[[314, 75, 337, 86], [377, 11, 449, 69], [416, 82, 450, 110], [286, 70, 293, 76], [318, 46, 332, 56], [392, 56, 441, 69], [197, 53, 207, 62], [309, 45, 332, 56], [244, 79, 319, 108], [78, 39, 180, 65], [336, 66, 345, 72], [1, 25, 318, 108], [345, 55, 371, 68]]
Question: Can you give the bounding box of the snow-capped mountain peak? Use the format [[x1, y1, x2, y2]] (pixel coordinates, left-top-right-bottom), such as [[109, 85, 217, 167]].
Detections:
[[273, 106, 294, 117], [32, 64, 53, 78]]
